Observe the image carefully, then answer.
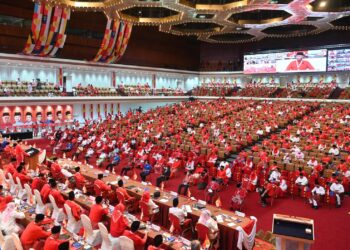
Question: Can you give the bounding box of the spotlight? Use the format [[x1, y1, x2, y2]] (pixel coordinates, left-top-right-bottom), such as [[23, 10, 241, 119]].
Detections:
[[319, 1, 327, 8]]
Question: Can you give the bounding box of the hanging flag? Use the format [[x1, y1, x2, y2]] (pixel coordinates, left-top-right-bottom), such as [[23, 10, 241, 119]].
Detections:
[[23, 3, 44, 54], [90, 104, 94, 119], [82, 104, 86, 119], [112, 71, 116, 87], [58, 67, 63, 86], [97, 104, 101, 118]]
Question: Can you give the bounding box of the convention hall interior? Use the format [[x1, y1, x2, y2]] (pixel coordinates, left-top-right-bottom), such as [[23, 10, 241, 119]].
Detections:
[[0, 0, 349, 250]]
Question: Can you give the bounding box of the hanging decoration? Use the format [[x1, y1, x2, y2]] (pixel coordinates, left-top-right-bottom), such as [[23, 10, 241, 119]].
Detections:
[[23, 2, 70, 57], [93, 19, 133, 64]]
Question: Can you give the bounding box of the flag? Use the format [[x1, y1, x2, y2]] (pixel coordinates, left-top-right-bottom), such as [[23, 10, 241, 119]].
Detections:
[[187, 187, 191, 198], [202, 234, 210, 249], [215, 196, 222, 208], [133, 170, 137, 180]]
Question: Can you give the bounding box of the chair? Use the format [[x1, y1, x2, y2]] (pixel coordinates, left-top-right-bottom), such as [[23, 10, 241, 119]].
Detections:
[[98, 222, 120, 250], [24, 184, 35, 205], [81, 214, 102, 246], [118, 236, 135, 250], [48, 195, 65, 223], [7, 174, 18, 195], [196, 223, 216, 249], [15, 177, 27, 200], [10, 233, 24, 250], [64, 203, 82, 234], [169, 213, 193, 236], [34, 189, 47, 214]]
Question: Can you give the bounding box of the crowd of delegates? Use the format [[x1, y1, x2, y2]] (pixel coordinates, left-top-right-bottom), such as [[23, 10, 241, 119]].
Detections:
[[118, 84, 185, 96], [0, 99, 349, 249], [192, 83, 238, 96]]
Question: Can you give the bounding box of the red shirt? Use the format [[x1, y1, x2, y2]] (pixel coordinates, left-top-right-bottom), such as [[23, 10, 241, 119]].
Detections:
[[20, 222, 51, 246], [117, 187, 132, 200], [65, 200, 82, 220], [74, 172, 86, 188], [89, 204, 108, 228], [40, 184, 52, 203], [94, 179, 111, 192], [148, 246, 165, 250], [44, 236, 66, 250], [13, 172, 31, 185], [110, 209, 128, 237], [122, 230, 146, 247], [31, 177, 46, 192], [50, 189, 66, 208]]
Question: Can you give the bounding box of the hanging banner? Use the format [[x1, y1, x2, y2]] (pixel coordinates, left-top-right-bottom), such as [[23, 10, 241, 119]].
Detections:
[[58, 67, 63, 86], [111, 103, 114, 115], [112, 71, 116, 87], [82, 104, 86, 119], [104, 104, 108, 117], [97, 104, 100, 118], [90, 104, 94, 119]]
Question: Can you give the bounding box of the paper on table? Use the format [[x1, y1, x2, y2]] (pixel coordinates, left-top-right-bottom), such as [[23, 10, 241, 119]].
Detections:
[[110, 181, 119, 185], [216, 215, 224, 223], [184, 205, 192, 213], [159, 198, 169, 203], [228, 222, 236, 227]]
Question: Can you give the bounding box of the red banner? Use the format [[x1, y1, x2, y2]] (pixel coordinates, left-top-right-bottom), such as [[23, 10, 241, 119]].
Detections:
[[82, 104, 86, 119], [112, 71, 116, 87], [90, 104, 94, 119], [104, 104, 108, 117], [58, 67, 63, 86], [97, 104, 100, 118], [111, 103, 114, 115]]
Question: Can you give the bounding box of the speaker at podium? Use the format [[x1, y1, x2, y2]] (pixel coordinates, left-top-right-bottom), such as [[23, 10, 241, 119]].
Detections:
[[272, 214, 315, 250]]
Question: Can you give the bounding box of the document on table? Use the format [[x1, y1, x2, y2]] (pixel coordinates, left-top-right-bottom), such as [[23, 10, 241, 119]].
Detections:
[[228, 222, 236, 227], [183, 205, 192, 213], [216, 215, 224, 223], [159, 198, 169, 203]]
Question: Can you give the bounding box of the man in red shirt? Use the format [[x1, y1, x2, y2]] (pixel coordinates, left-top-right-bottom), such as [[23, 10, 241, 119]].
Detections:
[[40, 179, 55, 204], [147, 234, 165, 250], [260, 181, 277, 207], [94, 173, 111, 196], [122, 220, 148, 248], [31, 173, 47, 192], [286, 52, 315, 71], [15, 140, 29, 165], [13, 165, 31, 185], [73, 167, 86, 189], [110, 203, 128, 237], [89, 196, 108, 229], [21, 214, 51, 249], [44, 225, 67, 250], [64, 191, 82, 221], [49, 180, 66, 208]]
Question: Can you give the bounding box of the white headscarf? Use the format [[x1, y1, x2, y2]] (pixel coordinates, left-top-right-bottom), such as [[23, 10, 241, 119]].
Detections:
[[2, 202, 16, 223]]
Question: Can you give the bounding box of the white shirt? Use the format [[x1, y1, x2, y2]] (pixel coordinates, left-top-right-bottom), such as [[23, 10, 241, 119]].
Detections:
[[169, 207, 187, 224], [329, 147, 340, 156], [279, 179, 287, 191], [307, 159, 318, 167], [330, 183, 344, 194], [1, 210, 25, 235], [295, 176, 308, 186], [312, 186, 325, 195], [269, 171, 281, 182]]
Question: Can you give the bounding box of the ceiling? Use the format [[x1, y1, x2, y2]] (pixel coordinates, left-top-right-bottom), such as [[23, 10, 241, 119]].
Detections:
[[45, 0, 350, 43]]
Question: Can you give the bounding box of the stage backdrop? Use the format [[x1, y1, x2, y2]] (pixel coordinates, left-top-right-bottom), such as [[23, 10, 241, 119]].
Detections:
[[0, 104, 73, 128]]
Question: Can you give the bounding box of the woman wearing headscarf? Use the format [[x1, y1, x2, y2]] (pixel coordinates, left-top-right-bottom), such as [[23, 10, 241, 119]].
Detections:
[[141, 191, 159, 214], [1, 202, 25, 235], [110, 203, 128, 237], [198, 210, 219, 241]]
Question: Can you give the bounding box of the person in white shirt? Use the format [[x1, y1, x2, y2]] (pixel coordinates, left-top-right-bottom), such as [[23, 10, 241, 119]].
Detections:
[[169, 198, 192, 226], [85, 147, 94, 163], [328, 145, 340, 156], [330, 179, 345, 207], [295, 173, 308, 196], [309, 182, 325, 209], [307, 158, 318, 168], [279, 178, 288, 193], [185, 160, 194, 172], [1, 202, 25, 235], [269, 168, 281, 183]]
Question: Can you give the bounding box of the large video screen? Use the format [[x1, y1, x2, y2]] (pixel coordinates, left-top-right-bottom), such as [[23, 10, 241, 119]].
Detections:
[[328, 49, 350, 71], [244, 49, 327, 74]]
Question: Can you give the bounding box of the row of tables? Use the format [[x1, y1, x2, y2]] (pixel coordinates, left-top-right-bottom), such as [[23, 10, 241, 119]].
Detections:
[[56, 158, 253, 250]]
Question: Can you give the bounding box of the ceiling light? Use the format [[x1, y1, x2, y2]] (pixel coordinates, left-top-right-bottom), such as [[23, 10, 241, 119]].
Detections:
[[319, 1, 327, 8]]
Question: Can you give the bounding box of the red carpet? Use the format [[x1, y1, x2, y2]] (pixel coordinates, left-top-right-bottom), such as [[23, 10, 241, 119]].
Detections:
[[32, 139, 349, 250]]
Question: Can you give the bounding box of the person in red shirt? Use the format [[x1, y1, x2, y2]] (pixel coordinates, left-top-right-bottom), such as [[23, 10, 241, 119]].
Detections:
[[73, 167, 86, 189], [89, 196, 109, 229], [31, 173, 47, 192], [94, 173, 111, 196], [0, 185, 13, 212], [49, 180, 66, 208], [147, 234, 165, 250], [40, 179, 54, 204], [110, 203, 128, 237], [122, 220, 148, 248], [20, 214, 51, 250], [286, 52, 315, 71], [44, 225, 67, 250], [64, 191, 82, 220], [13, 165, 31, 185], [14, 141, 29, 165], [260, 181, 277, 207], [117, 179, 137, 210]]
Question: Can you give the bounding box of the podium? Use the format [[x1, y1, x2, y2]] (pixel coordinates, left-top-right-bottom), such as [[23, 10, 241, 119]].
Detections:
[[272, 214, 315, 250], [24, 147, 40, 170]]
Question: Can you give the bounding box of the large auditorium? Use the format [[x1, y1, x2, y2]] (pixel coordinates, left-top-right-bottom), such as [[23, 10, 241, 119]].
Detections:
[[0, 0, 349, 250]]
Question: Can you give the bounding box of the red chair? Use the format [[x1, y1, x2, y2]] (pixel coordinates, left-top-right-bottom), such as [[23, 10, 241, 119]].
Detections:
[[195, 223, 215, 249], [169, 213, 193, 237]]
